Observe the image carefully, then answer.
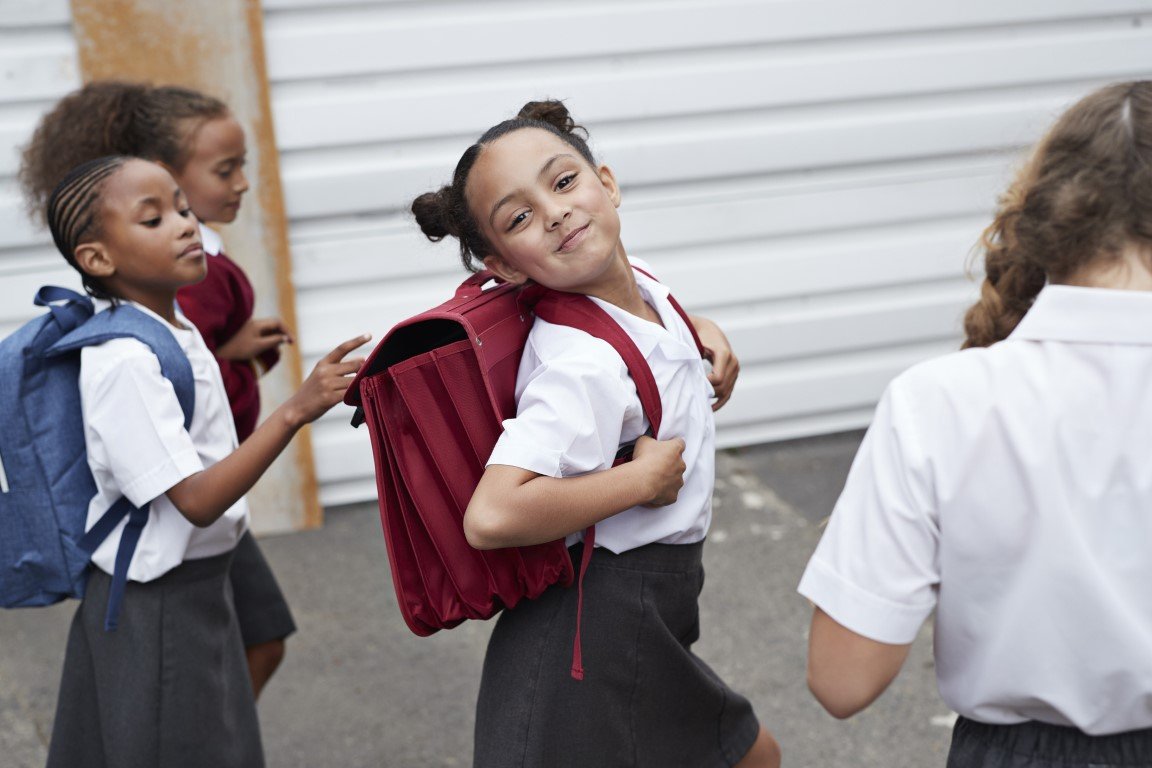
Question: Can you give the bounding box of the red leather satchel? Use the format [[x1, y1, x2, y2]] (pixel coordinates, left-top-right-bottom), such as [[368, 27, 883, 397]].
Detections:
[[345, 268, 704, 679]]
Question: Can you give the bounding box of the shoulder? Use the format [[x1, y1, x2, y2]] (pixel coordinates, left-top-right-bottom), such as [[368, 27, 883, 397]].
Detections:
[[890, 343, 1016, 403], [525, 318, 629, 375], [80, 337, 164, 391]]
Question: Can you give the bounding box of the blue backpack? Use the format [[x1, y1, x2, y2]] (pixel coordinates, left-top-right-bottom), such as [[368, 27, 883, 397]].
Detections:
[[0, 286, 194, 630]]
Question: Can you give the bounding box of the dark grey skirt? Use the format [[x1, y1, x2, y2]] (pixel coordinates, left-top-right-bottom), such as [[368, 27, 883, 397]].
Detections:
[[47, 549, 264, 768], [475, 541, 760, 768], [948, 716, 1152, 767], [229, 530, 297, 647]]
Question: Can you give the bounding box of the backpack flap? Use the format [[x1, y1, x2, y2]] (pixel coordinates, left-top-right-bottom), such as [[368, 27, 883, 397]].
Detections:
[[346, 271, 531, 425]]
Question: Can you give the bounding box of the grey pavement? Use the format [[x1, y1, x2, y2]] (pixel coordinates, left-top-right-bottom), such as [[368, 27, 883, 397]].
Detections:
[[0, 431, 953, 767]]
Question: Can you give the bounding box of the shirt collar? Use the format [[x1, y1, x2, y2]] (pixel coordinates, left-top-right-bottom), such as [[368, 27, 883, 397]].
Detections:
[[586, 261, 699, 360], [198, 223, 223, 256], [1009, 284, 1152, 345]]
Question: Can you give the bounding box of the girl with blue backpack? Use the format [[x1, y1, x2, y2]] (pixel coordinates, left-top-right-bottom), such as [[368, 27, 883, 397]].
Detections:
[[411, 100, 780, 768], [20, 80, 297, 700], [40, 155, 366, 768]]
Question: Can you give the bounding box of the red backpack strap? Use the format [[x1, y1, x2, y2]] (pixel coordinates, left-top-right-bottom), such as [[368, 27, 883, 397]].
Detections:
[[531, 290, 667, 681], [627, 265, 708, 360], [532, 292, 663, 437]]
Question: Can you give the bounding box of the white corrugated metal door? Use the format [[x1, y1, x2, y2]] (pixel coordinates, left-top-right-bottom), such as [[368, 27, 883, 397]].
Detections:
[[3, 2, 1152, 507], [262, 0, 1152, 505]]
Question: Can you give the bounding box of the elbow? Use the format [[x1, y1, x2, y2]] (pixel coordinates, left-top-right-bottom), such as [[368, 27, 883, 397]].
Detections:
[[173, 502, 216, 528], [463, 503, 511, 550], [806, 667, 868, 720], [164, 485, 216, 528]]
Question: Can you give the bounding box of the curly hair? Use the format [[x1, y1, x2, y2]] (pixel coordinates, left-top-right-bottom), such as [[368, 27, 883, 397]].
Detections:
[[19, 80, 228, 224], [410, 100, 597, 272], [963, 81, 1152, 348]]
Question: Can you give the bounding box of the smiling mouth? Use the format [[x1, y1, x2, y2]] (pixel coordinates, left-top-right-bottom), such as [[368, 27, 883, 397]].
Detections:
[[557, 224, 589, 252]]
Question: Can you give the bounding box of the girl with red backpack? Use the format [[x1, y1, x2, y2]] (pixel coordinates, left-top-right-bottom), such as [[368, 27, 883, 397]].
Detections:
[[412, 101, 781, 768]]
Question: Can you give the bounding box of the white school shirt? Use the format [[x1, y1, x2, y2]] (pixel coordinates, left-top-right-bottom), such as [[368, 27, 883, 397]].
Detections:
[[798, 285, 1152, 735], [80, 300, 248, 583], [486, 259, 716, 554]]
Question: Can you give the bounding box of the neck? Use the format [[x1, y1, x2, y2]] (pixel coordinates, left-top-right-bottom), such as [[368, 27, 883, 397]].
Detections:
[[113, 288, 180, 326], [1063, 245, 1152, 291], [582, 242, 661, 324]]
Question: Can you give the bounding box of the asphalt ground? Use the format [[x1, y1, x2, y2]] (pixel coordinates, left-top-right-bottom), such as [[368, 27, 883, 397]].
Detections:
[[0, 431, 955, 767]]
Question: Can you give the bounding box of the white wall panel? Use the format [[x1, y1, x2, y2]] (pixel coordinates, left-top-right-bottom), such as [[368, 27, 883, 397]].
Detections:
[[261, 1, 1152, 506], [0, 6, 84, 340], [3, 2, 1152, 508]]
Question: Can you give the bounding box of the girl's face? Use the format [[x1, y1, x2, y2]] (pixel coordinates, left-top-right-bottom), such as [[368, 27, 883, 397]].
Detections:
[[171, 115, 249, 225], [465, 128, 625, 296], [77, 159, 205, 317]]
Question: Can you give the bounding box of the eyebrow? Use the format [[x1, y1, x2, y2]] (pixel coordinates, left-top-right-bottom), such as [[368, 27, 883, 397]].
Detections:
[[131, 196, 162, 214], [487, 153, 576, 227], [131, 188, 184, 215]]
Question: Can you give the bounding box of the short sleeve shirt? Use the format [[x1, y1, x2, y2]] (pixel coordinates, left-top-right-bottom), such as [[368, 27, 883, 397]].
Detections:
[[80, 301, 248, 582], [486, 260, 717, 554], [798, 285, 1152, 735]]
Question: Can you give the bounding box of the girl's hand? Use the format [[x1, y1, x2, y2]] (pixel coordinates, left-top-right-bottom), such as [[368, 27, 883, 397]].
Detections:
[[633, 435, 687, 507], [216, 317, 294, 361], [690, 315, 740, 411], [283, 334, 370, 428]]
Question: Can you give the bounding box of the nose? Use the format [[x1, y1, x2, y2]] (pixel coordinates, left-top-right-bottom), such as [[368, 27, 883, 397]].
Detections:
[[178, 210, 198, 237], [545, 197, 570, 230], [234, 167, 250, 194]]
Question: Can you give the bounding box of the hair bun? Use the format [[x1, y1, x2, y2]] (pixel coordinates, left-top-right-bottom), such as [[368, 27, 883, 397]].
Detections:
[[411, 187, 456, 242], [517, 100, 581, 135]]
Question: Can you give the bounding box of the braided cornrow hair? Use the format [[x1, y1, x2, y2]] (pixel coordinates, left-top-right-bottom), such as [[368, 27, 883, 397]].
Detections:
[[412, 100, 597, 271], [963, 81, 1152, 348], [47, 155, 130, 301], [19, 81, 229, 224]]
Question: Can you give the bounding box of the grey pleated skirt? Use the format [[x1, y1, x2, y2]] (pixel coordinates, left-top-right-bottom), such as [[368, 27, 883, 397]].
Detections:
[[229, 530, 297, 647], [47, 549, 264, 768], [474, 540, 760, 768], [948, 717, 1152, 767]]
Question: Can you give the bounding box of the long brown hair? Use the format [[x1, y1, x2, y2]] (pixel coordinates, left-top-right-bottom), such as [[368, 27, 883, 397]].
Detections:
[[963, 81, 1152, 348]]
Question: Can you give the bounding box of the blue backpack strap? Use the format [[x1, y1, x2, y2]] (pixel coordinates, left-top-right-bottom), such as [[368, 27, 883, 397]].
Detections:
[[48, 304, 196, 630]]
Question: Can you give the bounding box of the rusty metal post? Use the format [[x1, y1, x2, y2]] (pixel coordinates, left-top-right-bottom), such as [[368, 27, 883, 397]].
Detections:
[[70, 0, 321, 533]]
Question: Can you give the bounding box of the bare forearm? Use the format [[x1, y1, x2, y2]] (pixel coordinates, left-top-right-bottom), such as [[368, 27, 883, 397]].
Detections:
[[465, 462, 655, 549], [165, 403, 302, 527]]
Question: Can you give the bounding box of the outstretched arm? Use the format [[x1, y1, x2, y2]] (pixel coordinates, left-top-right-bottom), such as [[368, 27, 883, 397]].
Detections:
[[689, 314, 739, 410], [166, 334, 369, 527], [465, 435, 687, 549], [806, 607, 912, 719]]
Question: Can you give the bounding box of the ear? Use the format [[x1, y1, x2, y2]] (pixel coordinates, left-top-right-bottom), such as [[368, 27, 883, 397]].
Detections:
[[74, 242, 115, 280], [597, 164, 621, 208], [482, 254, 527, 285]]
